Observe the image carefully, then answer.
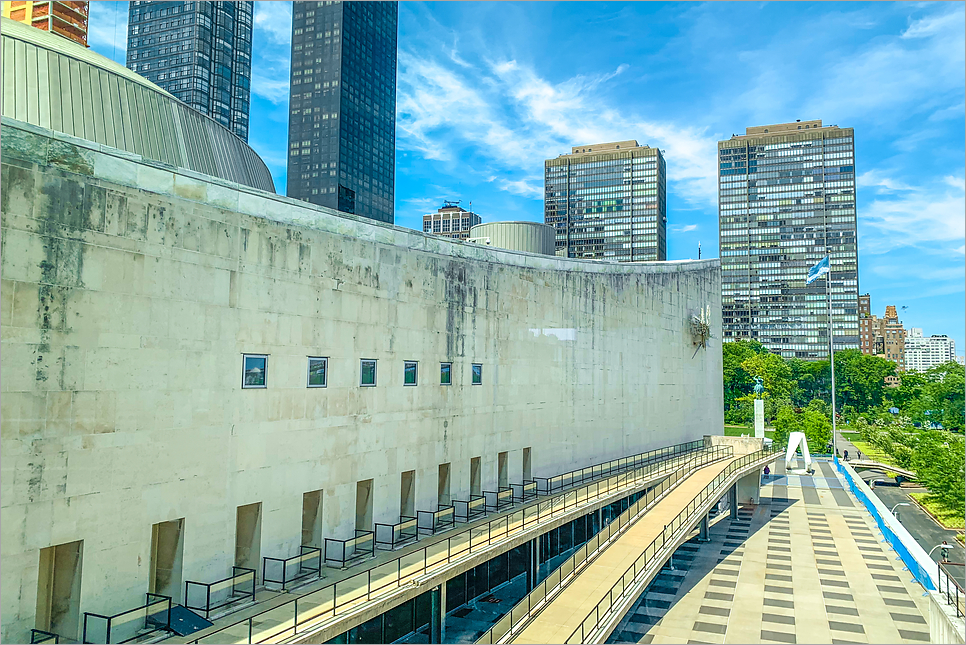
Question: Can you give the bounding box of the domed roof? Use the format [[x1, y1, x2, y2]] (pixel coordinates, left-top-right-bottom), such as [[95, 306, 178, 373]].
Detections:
[[1, 17, 275, 192]]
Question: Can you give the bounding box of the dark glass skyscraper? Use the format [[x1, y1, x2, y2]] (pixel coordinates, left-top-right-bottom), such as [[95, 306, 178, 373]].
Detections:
[[718, 120, 859, 359], [287, 1, 397, 224], [127, 1, 253, 141]]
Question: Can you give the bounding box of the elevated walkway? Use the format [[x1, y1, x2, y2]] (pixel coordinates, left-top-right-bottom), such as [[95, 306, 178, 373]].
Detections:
[[848, 460, 917, 480], [479, 447, 779, 644]]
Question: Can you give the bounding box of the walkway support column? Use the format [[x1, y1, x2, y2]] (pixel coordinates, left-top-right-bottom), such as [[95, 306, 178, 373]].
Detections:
[[526, 538, 534, 591], [430, 585, 442, 644], [729, 485, 738, 519], [698, 513, 710, 542]]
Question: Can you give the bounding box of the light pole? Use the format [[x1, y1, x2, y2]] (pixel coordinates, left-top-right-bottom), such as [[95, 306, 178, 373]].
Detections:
[[891, 502, 910, 522], [928, 542, 953, 563]]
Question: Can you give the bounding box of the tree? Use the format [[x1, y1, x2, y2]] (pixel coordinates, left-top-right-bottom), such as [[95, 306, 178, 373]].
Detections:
[[723, 340, 765, 414], [773, 405, 831, 452], [913, 430, 965, 515], [740, 351, 794, 400], [834, 350, 896, 413]]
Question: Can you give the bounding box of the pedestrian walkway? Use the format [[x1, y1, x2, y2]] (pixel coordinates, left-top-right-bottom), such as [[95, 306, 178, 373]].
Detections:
[[510, 457, 743, 644], [607, 459, 931, 644]]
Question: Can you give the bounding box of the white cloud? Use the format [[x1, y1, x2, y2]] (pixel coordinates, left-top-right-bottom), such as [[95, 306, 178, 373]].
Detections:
[[857, 170, 914, 194], [901, 8, 965, 39], [671, 224, 699, 233], [397, 45, 719, 206], [251, 1, 292, 105], [86, 1, 128, 65], [254, 1, 292, 45]]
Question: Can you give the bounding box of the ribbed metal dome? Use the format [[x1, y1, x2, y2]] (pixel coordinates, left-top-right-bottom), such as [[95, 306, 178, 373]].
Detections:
[[1, 17, 275, 192]]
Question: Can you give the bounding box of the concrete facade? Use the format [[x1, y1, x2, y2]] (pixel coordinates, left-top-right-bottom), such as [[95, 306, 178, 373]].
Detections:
[[0, 118, 722, 642]]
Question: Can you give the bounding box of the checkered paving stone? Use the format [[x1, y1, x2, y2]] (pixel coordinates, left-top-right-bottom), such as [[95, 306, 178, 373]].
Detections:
[[606, 461, 931, 644]]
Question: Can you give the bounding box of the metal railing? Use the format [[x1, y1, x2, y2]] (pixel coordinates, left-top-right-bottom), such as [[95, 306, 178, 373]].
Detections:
[[82, 593, 172, 644], [263, 546, 323, 591], [938, 561, 965, 618], [454, 495, 486, 522], [190, 445, 710, 643], [563, 446, 780, 644], [30, 629, 59, 644], [324, 531, 375, 568], [185, 567, 256, 619], [375, 516, 418, 550], [484, 488, 514, 511], [533, 440, 705, 495], [475, 447, 732, 644], [511, 481, 538, 503], [417, 506, 456, 536]]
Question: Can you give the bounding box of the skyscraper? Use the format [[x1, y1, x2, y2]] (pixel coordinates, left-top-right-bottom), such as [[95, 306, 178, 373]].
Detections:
[[545, 141, 666, 261], [126, 1, 253, 141], [287, 1, 397, 224], [423, 202, 481, 241], [2, 1, 88, 46], [718, 120, 859, 359]]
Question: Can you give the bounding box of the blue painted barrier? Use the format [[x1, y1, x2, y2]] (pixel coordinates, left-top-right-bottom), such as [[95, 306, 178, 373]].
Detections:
[[835, 457, 936, 591]]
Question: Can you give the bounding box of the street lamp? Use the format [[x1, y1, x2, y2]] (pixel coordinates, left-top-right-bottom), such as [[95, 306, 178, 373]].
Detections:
[[891, 502, 910, 522], [928, 542, 953, 563]]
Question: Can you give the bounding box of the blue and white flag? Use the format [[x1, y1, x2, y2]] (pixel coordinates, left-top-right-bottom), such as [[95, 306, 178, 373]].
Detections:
[[806, 255, 830, 285]]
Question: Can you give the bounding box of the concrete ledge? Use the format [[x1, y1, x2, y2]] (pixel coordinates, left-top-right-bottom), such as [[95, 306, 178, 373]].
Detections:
[[704, 434, 764, 456], [928, 590, 965, 644]]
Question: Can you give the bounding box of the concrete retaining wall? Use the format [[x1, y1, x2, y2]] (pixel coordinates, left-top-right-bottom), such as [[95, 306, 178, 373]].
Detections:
[[0, 118, 723, 642]]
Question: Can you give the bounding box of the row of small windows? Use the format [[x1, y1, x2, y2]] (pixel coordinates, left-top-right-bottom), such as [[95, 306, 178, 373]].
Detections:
[[242, 355, 483, 389]]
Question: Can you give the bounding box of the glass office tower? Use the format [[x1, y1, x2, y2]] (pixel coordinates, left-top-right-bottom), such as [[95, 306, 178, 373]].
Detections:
[[545, 141, 666, 262], [287, 1, 397, 224], [126, 1, 253, 141], [718, 120, 859, 359]]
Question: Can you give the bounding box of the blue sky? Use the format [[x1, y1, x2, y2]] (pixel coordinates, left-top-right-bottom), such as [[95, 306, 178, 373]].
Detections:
[[89, 1, 965, 352]]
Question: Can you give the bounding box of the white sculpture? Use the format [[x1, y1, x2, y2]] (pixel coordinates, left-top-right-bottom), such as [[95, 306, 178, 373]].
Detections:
[[785, 431, 815, 474]]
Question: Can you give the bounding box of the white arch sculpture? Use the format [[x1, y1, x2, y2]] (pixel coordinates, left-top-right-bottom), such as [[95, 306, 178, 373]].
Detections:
[[785, 431, 814, 473]]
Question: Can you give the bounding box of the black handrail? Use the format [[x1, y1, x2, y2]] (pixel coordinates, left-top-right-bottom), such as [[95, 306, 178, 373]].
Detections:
[[416, 506, 456, 536], [374, 516, 418, 549], [324, 530, 375, 567], [263, 546, 323, 591], [938, 561, 965, 618], [483, 487, 513, 512], [82, 592, 172, 643], [184, 567, 256, 619], [190, 443, 714, 644], [453, 495, 486, 522], [511, 480, 538, 503], [30, 629, 59, 644]]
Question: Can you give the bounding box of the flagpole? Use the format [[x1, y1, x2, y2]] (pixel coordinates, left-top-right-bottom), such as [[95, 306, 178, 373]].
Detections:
[[827, 251, 837, 461]]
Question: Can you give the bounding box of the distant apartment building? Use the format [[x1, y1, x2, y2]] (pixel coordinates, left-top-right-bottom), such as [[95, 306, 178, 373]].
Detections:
[[423, 203, 481, 241], [2, 1, 88, 45], [545, 141, 667, 262], [905, 328, 957, 372], [858, 295, 906, 370], [127, 1, 253, 141], [287, 1, 398, 223], [719, 120, 859, 359]]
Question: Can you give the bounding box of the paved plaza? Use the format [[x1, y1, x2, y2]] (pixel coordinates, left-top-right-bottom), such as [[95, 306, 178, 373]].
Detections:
[[608, 460, 932, 644]]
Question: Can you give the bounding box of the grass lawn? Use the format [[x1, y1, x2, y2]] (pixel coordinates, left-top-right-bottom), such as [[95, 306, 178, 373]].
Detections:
[[958, 533, 965, 545], [909, 492, 965, 530], [848, 439, 900, 467], [723, 425, 775, 440]]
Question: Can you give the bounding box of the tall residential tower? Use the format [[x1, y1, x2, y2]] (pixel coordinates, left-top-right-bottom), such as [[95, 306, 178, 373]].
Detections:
[[545, 141, 667, 261], [287, 1, 397, 224], [126, 1, 253, 141], [2, 1, 88, 45], [718, 120, 859, 358]]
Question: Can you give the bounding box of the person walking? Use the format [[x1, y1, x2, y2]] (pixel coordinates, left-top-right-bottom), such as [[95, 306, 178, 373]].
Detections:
[[844, 449, 850, 461]]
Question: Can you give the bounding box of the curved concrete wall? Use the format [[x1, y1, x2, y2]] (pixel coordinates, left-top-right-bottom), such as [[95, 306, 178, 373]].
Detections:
[[0, 17, 275, 192], [469, 221, 556, 255], [0, 119, 722, 641]]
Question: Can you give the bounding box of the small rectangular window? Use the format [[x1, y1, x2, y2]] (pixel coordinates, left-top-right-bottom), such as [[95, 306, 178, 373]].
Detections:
[[472, 363, 482, 385], [360, 359, 377, 386], [440, 362, 452, 385], [404, 361, 418, 386], [307, 357, 327, 388], [242, 354, 267, 388]]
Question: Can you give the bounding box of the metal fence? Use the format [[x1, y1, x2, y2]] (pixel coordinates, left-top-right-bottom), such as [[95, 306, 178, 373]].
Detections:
[[475, 447, 733, 644], [324, 531, 375, 568], [190, 445, 710, 643], [453, 495, 486, 522], [82, 593, 172, 644], [938, 561, 965, 618], [30, 629, 59, 644], [511, 481, 538, 503], [562, 446, 780, 644], [375, 516, 418, 550], [263, 546, 323, 591], [417, 506, 456, 536], [184, 567, 256, 619]]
